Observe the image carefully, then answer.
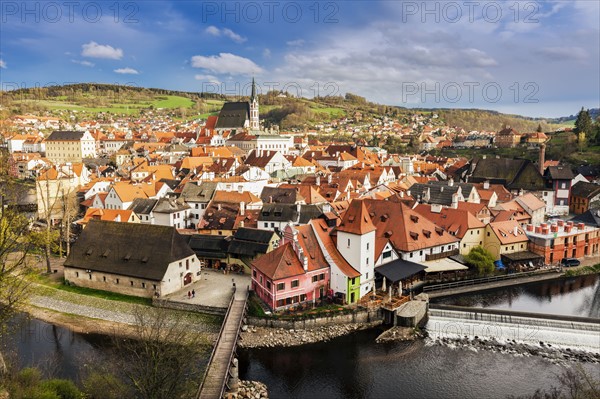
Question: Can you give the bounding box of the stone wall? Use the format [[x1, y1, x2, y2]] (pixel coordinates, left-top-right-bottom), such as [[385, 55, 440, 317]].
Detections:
[[152, 298, 228, 316], [247, 308, 382, 330]]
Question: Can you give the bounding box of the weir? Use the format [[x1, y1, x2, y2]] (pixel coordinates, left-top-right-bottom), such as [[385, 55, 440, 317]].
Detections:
[[427, 304, 600, 351]]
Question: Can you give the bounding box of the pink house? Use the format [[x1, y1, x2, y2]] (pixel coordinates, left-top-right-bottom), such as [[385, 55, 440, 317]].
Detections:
[[251, 224, 330, 311]]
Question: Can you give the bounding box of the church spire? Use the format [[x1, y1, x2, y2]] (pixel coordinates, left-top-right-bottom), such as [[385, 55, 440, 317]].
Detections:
[[250, 77, 257, 102], [249, 78, 260, 130]]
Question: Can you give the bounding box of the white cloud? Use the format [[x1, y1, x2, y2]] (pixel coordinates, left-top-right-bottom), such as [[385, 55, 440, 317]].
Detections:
[[0, 59, 6, 69], [81, 41, 123, 60], [114, 67, 139, 74], [204, 26, 247, 43], [263, 48, 271, 58], [71, 59, 95, 67], [205, 26, 220, 36], [286, 39, 305, 47], [194, 74, 220, 84], [191, 53, 263, 75], [536, 47, 589, 62]]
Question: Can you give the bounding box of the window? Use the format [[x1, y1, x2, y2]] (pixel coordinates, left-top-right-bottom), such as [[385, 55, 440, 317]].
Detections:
[[103, 276, 106, 282], [142, 283, 146, 288], [153, 284, 157, 290], [186, 260, 189, 270], [291, 280, 299, 288], [420, 250, 423, 256], [75, 272, 79, 278], [267, 281, 271, 289], [312, 275, 318, 283], [89, 274, 92, 280], [511, 246, 514, 250], [487, 232, 490, 237], [116, 278, 119, 284], [383, 251, 392, 259], [277, 282, 285, 291], [319, 273, 325, 281], [410, 253, 413, 258], [347, 239, 350, 247], [471, 230, 473, 235], [366, 243, 369, 250], [253, 270, 257, 278], [179, 262, 182, 268]]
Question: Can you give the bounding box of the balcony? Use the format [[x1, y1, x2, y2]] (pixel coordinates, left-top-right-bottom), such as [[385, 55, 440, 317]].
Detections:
[[425, 248, 459, 261]]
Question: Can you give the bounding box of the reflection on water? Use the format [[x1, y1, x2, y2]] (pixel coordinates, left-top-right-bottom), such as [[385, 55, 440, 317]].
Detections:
[[239, 328, 596, 399], [5, 315, 111, 380], [434, 274, 600, 318]]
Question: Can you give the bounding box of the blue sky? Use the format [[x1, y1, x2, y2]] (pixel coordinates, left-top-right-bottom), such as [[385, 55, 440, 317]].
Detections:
[[1, 1, 598, 118]]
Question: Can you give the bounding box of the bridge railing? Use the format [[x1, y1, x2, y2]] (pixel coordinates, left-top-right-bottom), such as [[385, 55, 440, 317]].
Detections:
[[196, 286, 237, 399], [423, 269, 561, 292], [223, 289, 249, 393]]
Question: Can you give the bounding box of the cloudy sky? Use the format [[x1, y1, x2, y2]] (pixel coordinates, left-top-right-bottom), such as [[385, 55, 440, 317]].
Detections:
[[1, 1, 598, 117]]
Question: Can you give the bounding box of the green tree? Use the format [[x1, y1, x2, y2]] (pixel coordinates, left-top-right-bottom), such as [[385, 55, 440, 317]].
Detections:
[[574, 107, 592, 137], [465, 246, 495, 276]]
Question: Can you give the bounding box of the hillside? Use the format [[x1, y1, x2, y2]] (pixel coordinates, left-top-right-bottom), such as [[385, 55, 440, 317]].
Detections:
[[0, 83, 570, 132]]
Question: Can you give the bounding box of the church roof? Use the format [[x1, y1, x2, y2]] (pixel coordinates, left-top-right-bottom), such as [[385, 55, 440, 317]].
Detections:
[[215, 102, 250, 129]]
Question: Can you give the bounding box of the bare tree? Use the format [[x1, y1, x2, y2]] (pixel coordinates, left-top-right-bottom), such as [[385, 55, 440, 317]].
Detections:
[[112, 305, 210, 399], [35, 166, 64, 273], [0, 151, 33, 378]]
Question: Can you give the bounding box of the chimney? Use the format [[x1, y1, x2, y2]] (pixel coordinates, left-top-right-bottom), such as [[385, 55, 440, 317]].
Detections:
[[302, 255, 308, 271], [269, 195, 273, 203], [483, 180, 490, 190], [296, 203, 301, 214], [316, 175, 321, 186], [327, 174, 332, 184], [538, 143, 546, 175], [240, 201, 246, 215], [217, 203, 222, 211], [513, 226, 518, 236], [451, 193, 458, 208], [448, 178, 454, 187]]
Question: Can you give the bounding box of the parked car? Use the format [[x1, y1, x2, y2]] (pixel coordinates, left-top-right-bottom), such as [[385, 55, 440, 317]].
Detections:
[[560, 258, 581, 267]]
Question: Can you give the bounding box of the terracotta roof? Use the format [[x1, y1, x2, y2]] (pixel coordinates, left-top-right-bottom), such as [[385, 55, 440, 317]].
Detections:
[[251, 243, 305, 280], [310, 219, 360, 278], [488, 220, 528, 244], [414, 204, 484, 239], [337, 200, 376, 235]]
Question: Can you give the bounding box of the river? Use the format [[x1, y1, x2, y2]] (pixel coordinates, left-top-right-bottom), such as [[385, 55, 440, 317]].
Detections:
[[6, 274, 600, 399], [432, 273, 599, 318]]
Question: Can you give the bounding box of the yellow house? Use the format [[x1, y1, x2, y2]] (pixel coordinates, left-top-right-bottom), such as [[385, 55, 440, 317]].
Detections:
[[484, 220, 529, 260], [414, 204, 486, 255], [44, 130, 97, 164]]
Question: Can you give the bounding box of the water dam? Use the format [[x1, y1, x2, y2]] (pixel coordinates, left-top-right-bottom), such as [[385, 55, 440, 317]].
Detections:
[[427, 304, 600, 352]]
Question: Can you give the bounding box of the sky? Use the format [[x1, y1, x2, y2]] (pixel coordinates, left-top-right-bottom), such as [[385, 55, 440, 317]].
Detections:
[[0, 0, 598, 118]]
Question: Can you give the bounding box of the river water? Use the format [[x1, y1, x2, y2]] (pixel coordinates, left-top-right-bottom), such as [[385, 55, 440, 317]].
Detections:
[[6, 275, 600, 399], [433, 274, 599, 318]]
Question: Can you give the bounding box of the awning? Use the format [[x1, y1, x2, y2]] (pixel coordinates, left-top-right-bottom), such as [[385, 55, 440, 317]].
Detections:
[[501, 251, 544, 262], [375, 259, 427, 283], [422, 258, 469, 273]]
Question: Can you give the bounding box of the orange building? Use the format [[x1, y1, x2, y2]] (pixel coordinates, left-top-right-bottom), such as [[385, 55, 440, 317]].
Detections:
[[526, 220, 600, 265]]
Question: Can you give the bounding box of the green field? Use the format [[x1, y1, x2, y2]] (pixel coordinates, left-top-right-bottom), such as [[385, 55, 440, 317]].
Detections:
[[15, 95, 197, 115]]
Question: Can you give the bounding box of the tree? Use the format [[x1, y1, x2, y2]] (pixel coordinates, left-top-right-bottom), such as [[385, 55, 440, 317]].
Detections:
[[112, 305, 209, 399], [536, 123, 543, 133], [465, 246, 495, 275], [574, 107, 592, 153], [0, 151, 34, 384]]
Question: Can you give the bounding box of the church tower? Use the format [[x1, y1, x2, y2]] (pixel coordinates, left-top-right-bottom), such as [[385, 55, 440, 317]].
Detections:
[[249, 78, 260, 130]]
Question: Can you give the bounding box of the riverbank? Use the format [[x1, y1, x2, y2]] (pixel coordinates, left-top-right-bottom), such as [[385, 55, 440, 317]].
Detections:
[[22, 280, 222, 340], [238, 322, 381, 348]]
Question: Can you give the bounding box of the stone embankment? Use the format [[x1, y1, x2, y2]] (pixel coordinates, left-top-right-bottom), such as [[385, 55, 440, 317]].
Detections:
[[238, 322, 380, 348], [225, 381, 268, 399], [430, 336, 600, 364], [375, 326, 426, 343]]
